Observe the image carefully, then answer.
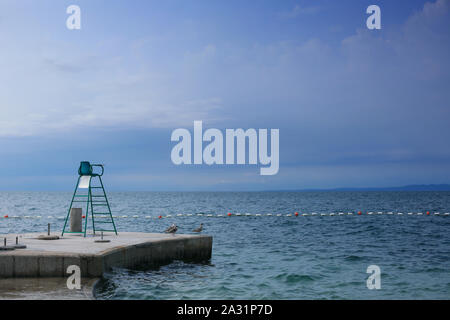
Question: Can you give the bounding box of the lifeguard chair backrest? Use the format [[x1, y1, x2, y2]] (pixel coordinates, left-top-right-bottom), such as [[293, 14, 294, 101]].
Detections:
[[78, 161, 92, 176]]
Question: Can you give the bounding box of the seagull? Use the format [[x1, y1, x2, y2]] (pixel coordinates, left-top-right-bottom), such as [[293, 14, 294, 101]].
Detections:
[[192, 223, 203, 233], [165, 224, 178, 234]]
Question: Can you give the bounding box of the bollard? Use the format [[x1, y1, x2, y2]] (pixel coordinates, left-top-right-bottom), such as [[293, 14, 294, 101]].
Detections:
[[0, 237, 14, 251], [95, 230, 110, 243], [37, 223, 60, 240], [14, 235, 26, 249], [70, 208, 82, 233]]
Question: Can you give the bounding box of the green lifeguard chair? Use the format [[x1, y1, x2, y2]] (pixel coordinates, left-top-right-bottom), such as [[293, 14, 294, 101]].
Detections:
[[62, 161, 118, 237]]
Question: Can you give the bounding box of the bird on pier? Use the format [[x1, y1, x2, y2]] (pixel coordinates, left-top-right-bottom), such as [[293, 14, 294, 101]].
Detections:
[[165, 224, 178, 234], [192, 223, 203, 233]]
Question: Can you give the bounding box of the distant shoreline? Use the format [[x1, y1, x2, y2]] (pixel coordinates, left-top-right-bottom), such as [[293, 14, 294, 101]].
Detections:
[[265, 184, 450, 192]]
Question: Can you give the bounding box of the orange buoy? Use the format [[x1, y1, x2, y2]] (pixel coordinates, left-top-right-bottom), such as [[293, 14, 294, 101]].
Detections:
[[82, 215, 85, 218], [295, 212, 299, 216], [358, 211, 362, 215], [4, 215, 8, 218], [227, 212, 232, 217], [158, 215, 162, 219], [426, 211, 430, 215]]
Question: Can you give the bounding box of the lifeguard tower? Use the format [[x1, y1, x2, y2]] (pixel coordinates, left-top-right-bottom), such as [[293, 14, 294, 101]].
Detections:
[[62, 161, 118, 237]]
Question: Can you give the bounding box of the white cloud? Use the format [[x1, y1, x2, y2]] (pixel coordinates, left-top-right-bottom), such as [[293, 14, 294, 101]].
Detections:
[[279, 4, 322, 18], [0, 37, 224, 136], [0, 0, 449, 144]]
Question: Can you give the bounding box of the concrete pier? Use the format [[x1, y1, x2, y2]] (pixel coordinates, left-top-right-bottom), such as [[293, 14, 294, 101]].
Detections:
[[0, 232, 212, 278]]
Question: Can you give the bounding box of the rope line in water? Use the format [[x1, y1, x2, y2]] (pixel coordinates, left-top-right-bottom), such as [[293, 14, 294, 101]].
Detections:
[[0, 211, 449, 220]]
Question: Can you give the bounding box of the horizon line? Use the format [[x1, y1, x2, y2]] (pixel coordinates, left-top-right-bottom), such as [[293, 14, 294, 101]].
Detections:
[[0, 183, 449, 193]]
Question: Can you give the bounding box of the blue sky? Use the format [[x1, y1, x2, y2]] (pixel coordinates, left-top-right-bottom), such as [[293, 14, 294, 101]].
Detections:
[[0, 0, 449, 191]]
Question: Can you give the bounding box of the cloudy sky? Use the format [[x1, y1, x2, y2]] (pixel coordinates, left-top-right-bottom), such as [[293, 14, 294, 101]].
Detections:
[[0, 0, 449, 191]]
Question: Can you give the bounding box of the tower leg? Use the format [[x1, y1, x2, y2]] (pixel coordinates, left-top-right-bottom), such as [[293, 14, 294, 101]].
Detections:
[[83, 181, 91, 237], [91, 180, 95, 235], [99, 176, 118, 235]]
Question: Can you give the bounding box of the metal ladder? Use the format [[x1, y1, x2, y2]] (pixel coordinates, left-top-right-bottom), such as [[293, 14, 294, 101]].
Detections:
[[62, 163, 118, 237]]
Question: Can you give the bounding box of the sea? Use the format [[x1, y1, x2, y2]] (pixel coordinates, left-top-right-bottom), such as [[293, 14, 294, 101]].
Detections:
[[0, 191, 449, 300]]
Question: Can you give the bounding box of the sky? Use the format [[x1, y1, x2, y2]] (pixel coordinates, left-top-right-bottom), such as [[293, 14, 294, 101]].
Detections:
[[0, 0, 449, 191]]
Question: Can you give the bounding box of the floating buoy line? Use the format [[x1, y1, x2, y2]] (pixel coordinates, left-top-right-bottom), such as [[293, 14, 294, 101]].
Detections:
[[0, 211, 449, 220]]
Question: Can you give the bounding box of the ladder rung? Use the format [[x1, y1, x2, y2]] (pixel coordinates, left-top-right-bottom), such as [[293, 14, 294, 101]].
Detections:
[[64, 179, 116, 236], [72, 201, 108, 203]]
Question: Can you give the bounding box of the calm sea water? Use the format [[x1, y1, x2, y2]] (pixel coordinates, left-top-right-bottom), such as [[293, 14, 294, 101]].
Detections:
[[1, 191, 450, 299]]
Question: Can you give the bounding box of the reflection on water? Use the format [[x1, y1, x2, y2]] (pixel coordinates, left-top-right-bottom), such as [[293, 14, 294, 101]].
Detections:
[[0, 278, 97, 300]]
